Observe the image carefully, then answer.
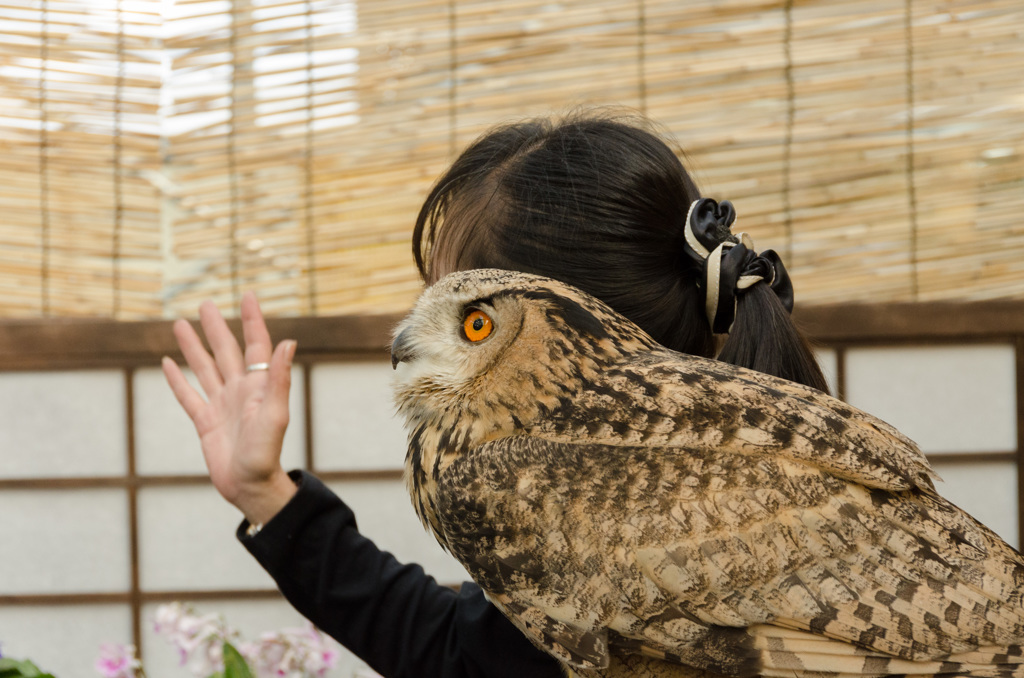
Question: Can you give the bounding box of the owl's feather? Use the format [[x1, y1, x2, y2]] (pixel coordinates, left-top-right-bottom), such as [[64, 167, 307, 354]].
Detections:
[[391, 269, 1024, 677]]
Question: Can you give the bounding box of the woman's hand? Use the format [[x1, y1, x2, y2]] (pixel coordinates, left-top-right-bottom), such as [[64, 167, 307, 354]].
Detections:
[[162, 291, 298, 526]]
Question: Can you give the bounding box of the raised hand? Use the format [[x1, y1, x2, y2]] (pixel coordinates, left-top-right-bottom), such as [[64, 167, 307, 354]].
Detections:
[[162, 291, 298, 526]]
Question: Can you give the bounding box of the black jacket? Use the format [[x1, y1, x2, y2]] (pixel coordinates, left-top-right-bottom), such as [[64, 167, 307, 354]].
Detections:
[[239, 470, 564, 678]]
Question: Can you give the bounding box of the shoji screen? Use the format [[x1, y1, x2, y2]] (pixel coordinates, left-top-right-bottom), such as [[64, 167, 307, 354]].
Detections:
[[801, 301, 1024, 548], [0, 368, 135, 674], [845, 345, 1018, 541], [0, 315, 419, 678]]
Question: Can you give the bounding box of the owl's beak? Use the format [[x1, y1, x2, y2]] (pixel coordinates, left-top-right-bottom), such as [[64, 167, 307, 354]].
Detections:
[[391, 327, 415, 369]]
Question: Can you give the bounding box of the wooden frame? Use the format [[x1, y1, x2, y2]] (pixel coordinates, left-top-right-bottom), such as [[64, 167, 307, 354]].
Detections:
[[4, 300, 1024, 364], [1, 301, 1023, 658]]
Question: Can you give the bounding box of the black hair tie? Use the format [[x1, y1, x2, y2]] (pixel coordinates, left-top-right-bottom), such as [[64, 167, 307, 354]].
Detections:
[[683, 198, 794, 334]]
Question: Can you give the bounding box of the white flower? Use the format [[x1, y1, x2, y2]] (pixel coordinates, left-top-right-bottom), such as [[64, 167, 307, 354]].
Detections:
[[152, 603, 237, 678], [149, 604, 339, 678], [153, 602, 187, 634], [241, 622, 338, 678]]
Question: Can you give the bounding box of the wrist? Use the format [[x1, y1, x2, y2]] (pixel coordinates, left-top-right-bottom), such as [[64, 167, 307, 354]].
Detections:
[[233, 468, 298, 527]]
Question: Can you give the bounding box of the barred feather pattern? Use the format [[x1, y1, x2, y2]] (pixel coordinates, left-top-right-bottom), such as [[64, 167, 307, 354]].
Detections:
[[391, 269, 1024, 677]]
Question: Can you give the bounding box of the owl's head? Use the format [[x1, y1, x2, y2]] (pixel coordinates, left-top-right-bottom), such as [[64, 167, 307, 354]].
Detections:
[[391, 269, 658, 435], [392, 268, 662, 534]]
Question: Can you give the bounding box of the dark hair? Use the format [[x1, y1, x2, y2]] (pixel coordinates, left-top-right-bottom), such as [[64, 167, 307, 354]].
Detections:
[[412, 112, 829, 393]]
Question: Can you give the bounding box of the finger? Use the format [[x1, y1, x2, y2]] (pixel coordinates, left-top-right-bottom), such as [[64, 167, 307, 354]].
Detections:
[[241, 291, 273, 370], [162, 356, 208, 423], [262, 339, 297, 431], [199, 300, 245, 379], [173, 317, 224, 395]]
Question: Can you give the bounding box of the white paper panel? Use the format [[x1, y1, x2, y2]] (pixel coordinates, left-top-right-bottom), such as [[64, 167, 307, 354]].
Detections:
[[0, 488, 130, 593], [845, 344, 1017, 454], [137, 485, 278, 591], [814, 348, 839, 397], [134, 366, 306, 476], [931, 459, 1018, 550], [0, 370, 126, 478], [312, 362, 407, 471], [328, 479, 471, 585], [0, 604, 132, 678], [141, 599, 380, 678]]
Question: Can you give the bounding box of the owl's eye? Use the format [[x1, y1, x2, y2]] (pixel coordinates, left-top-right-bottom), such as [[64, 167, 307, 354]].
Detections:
[[462, 309, 493, 342]]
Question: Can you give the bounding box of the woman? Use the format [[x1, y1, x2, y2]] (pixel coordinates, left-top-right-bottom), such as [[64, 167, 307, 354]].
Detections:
[[163, 112, 825, 677]]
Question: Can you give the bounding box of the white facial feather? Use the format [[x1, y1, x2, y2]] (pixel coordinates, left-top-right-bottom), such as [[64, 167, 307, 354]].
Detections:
[[391, 271, 523, 414]]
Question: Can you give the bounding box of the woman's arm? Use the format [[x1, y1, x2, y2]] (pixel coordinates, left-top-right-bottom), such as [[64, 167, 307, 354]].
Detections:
[[241, 470, 564, 678]]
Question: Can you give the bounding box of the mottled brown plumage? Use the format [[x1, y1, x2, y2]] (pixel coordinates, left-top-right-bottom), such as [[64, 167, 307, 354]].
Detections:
[[391, 268, 1024, 677]]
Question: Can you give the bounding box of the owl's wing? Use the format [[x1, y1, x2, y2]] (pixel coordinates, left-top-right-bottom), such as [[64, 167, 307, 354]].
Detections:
[[541, 349, 938, 495], [487, 594, 611, 668], [435, 434, 1024, 673]]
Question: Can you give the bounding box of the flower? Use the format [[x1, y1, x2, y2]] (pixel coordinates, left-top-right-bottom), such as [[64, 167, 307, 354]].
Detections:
[[94, 644, 141, 678], [152, 603, 237, 678], [102, 603, 344, 678], [239, 623, 339, 678], [153, 602, 187, 635]]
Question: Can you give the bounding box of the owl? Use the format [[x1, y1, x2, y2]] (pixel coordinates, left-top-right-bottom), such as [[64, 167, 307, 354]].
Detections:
[[390, 268, 1024, 677]]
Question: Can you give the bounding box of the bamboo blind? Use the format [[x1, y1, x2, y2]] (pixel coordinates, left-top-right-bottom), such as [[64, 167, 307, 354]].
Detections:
[[0, 0, 1021, 319]]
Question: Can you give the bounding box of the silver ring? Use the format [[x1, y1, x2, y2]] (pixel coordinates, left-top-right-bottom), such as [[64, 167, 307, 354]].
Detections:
[[246, 362, 271, 372]]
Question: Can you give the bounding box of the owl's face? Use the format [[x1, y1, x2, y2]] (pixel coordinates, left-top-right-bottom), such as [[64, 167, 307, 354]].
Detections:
[[391, 269, 658, 439], [391, 269, 546, 416]]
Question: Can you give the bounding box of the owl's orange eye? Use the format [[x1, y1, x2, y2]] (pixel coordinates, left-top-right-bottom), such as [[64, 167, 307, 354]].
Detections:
[[462, 309, 493, 342]]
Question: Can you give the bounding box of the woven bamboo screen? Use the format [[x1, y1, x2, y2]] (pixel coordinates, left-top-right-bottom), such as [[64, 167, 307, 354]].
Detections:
[[0, 0, 1021, 319]]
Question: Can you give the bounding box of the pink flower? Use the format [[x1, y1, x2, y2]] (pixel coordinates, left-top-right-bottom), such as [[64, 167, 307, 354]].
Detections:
[[94, 644, 140, 678], [241, 623, 339, 678]]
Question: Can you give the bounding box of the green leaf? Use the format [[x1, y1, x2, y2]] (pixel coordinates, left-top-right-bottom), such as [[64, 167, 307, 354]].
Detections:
[[0, 659, 54, 678], [0, 659, 38, 677], [221, 643, 253, 678]]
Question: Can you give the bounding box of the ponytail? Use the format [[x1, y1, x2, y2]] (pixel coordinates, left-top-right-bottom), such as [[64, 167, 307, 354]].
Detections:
[[718, 284, 830, 393], [684, 198, 829, 394]]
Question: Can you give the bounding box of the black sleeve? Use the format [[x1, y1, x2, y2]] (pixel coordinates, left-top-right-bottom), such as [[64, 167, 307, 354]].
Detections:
[[238, 470, 564, 678]]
